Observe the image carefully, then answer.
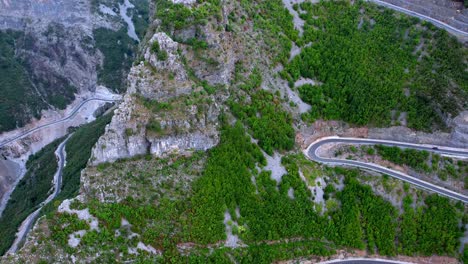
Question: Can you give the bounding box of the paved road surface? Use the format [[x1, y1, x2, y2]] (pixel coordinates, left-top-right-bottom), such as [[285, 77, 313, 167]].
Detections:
[[0, 98, 117, 148], [321, 259, 412, 264], [306, 137, 468, 203], [367, 0, 468, 37], [7, 135, 72, 254]]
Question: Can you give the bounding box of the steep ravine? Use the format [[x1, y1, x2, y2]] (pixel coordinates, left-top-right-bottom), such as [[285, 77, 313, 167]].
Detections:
[[0, 0, 149, 223], [7, 135, 71, 254]]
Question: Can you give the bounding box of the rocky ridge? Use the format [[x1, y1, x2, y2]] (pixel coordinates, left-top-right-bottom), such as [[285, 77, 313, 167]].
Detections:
[[90, 20, 237, 165]]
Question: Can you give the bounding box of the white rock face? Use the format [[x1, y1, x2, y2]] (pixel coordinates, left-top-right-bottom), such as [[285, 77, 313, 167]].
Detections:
[[223, 211, 241, 248], [451, 111, 468, 146], [144, 32, 188, 81], [149, 132, 218, 156], [90, 30, 229, 165], [90, 95, 148, 165], [171, 0, 196, 5], [264, 152, 287, 183], [68, 230, 87, 248], [127, 63, 192, 101], [58, 199, 99, 231]]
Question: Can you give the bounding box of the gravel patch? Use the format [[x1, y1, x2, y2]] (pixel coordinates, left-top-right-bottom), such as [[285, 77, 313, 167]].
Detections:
[[58, 199, 99, 231], [264, 152, 287, 183], [286, 86, 311, 113], [223, 211, 240, 248], [68, 230, 86, 248], [99, 4, 117, 16], [137, 242, 159, 254], [119, 0, 140, 42], [282, 0, 306, 35], [288, 187, 295, 199], [294, 77, 320, 87]]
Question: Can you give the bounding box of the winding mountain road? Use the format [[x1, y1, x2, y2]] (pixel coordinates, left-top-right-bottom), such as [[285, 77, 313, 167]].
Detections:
[[320, 258, 412, 264], [305, 137, 468, 203], [367, 0, 468, 37], [7, 135, 72, 254], [0, 98, 118, 148]]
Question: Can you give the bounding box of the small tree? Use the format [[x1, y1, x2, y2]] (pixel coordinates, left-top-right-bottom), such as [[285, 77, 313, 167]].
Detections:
[[151, 41, 160, 53]]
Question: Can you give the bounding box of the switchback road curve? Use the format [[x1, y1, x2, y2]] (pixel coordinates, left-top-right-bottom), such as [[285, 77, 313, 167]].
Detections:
[[367, 0, 468, 37], [320, 258, 413, 264], [305, 136, 468, 203], [0, 98, 118, 148]]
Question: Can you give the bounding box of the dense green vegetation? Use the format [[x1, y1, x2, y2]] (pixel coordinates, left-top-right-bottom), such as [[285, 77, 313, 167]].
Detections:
[[49, 199, 333, 263], [155, 0, 222, 33], [41, 121, 465, 261], [0, 138, 63, 255], [400, 195, 462, 255], [239, 0, 298, 65], [229, 70, 295, 155], [0, 30, 38, 132], [329, 169, 463, 257], [189, 122, 464, 257], [375, 145, 430, 172], [190, 121, 266, 243], [372, 145, 467, 182], [330, 172, 398, 255], [94, 28, 137, 92], [283, 0, 467, 130]]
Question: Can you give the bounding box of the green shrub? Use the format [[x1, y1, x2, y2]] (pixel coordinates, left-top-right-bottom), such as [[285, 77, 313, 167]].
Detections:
[[157, 50, 168, 61], [146, 119, 163, 134], [151, 41, 160, 53]]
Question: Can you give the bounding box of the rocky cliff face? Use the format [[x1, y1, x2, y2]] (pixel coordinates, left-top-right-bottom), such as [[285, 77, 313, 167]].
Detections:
[[90, 22, 237, 164]]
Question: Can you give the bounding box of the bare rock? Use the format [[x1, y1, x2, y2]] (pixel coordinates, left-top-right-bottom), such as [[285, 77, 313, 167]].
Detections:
[[451, 111, 468, 146], [144, 32, 188, 82]]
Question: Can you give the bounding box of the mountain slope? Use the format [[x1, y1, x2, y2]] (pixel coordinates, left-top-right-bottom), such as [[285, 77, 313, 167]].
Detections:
[[0, 0, 148, 133], [2, 0, 467, 263]]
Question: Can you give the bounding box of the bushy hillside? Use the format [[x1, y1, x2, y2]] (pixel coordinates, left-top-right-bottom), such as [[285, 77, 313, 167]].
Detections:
[[3, 0, 467, 263], [283, 1, 467, 130]]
